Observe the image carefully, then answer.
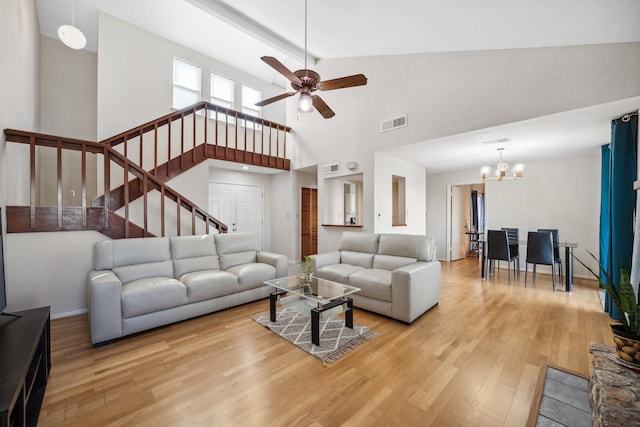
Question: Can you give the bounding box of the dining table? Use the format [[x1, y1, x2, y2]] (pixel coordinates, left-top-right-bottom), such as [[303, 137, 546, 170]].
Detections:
[[479, 239, 578, 292]]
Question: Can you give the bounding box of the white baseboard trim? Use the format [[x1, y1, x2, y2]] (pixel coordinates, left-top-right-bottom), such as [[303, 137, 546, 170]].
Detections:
[[51, 308, 88, 320]]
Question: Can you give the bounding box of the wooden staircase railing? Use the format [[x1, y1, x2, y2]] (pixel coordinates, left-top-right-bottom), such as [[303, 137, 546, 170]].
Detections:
[[3, 129, 229, 239], [3, 102, 291, 239], [93, 101, 291, 211]]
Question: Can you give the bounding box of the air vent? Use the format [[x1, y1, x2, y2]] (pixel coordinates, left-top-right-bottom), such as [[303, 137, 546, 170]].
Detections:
[[321, 163, 340, 174], [380, 115, 407, 133]]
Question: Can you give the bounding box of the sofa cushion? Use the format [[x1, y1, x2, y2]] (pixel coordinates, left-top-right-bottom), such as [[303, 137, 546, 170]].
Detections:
[[219, 251, 257, 271], [95, 237, 171, 269], [121, 277, 187, 318], [113, 261, 174, 285], [170, 234, 220, 277], [179, 270, 238, 303], [378, 233, 436, 261], [339, 232, 379, 253], [225, 263, 275, 291], [315, 263, 364, 285], [341, 251, 374, 268], [373, 254, 417, 271], [215, 232, 261, 254], [349, 269, 392, 302]]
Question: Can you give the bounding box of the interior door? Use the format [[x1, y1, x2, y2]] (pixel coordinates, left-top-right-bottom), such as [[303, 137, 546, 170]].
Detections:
[[450, 185, 467, 261], [301, 187, 318, 259], [209, 183, 263, 245], [236, 185, 262, 241], [209, 183, 236, 230]]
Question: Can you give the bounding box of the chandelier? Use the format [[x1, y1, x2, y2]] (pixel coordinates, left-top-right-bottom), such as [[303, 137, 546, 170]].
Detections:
[[480, 148, 525, 181]]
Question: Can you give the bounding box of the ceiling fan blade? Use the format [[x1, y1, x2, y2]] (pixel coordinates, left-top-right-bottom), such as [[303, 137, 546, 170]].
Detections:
[[261, 56, 302, 85], [255, 92, 297, 107], [312, 95, 335, 119], [318, 74, 367, 91]]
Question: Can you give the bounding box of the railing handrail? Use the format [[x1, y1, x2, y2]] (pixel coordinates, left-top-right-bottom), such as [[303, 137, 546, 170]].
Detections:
[[3, 128, 228, 235], [100, 101, 292, 148]]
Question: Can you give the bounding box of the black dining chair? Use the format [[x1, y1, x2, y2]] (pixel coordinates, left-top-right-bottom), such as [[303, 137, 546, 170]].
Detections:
[[525, 231, 556, 291], [485, 230, 517, 285], [501, 227, 520, 276], [538, 228, 562, 283]]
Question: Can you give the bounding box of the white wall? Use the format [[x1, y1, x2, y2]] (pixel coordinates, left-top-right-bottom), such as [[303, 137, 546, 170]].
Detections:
[[1, 0, 40, 208], [374, 152, 426, 234], [270, 171, 294, 261], [38, 35, 98, 206], [426, 152, 601, 277], [6, 231, 107, 317], [97, 13, 286, 140], [0, 0, 40, 312], [291, 43, 640, 169]]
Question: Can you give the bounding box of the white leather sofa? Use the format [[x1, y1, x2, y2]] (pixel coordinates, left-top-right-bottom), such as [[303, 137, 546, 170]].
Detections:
[[310, 232, 440, 323], [88, 232, 287, 345]]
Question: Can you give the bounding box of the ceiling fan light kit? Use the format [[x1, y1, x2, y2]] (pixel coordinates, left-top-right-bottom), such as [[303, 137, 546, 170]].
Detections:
[[481, 147, 525, 181], [58, 0, 86, 50], [255, 0, 367, 118], [298, 93, 314, 113]]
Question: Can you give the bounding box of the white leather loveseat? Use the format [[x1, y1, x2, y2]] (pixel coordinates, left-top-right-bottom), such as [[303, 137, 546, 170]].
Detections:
[[310, 232, 440, 323], [88, 232, 287, 345]]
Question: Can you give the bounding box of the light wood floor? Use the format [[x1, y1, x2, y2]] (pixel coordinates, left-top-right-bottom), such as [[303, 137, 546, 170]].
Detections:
[[39, 258, 611, 426]]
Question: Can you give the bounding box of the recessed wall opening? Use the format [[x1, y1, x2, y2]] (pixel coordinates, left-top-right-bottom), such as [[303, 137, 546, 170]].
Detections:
[[392, 175, 406, 226]]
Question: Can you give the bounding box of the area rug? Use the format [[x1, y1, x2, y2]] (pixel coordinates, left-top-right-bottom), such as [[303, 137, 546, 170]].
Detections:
[[251, 307, 377, 365]]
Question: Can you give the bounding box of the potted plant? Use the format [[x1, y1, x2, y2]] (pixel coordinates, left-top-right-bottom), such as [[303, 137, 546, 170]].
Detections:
[[574, 251, 640, 367], [300, 256, 313, 295]]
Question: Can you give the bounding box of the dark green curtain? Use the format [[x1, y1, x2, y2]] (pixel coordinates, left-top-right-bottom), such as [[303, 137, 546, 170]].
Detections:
[[600, 114, 637, 319]]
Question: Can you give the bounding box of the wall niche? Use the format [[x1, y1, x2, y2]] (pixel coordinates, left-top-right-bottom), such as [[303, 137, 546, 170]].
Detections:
[[322, 173, 363, 226]]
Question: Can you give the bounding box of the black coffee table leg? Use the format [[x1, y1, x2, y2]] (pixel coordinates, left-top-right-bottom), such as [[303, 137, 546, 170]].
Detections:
[[345, 298, 354, 329], [311, 308, 320, 346], [270, 290, 287, 322]]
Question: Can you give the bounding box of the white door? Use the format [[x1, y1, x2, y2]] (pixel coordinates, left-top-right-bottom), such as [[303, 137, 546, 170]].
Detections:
[[450, 185, 467, 261], [209, 183, 263, 245]]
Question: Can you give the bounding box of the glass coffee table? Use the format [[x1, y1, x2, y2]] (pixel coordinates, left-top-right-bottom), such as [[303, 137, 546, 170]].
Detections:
[[264, 275, 361, 346]]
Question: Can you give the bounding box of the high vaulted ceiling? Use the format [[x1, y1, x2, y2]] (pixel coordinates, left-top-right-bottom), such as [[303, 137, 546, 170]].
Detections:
[[36, 0, 640, 172]]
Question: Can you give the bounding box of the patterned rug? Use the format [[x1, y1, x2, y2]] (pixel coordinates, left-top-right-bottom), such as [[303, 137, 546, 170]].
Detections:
[[251, 307, 377, 365]]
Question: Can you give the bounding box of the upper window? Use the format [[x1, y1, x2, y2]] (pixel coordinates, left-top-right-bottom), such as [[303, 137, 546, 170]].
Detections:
[[241, 85, 262, 129], [211, 73, 234, 110], [172, 58, 201, 109]]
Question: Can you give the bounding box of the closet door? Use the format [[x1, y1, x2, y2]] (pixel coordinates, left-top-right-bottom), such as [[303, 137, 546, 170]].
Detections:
[[301, 187, 317, 259], [209, 183, 263, 246]]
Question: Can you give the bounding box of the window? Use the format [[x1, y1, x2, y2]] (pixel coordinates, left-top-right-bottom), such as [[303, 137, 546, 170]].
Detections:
[[211, 73, 234, 110], [241, 85, 262, 129], [172, 58, 201, 109], [210, 73, 235, 123]]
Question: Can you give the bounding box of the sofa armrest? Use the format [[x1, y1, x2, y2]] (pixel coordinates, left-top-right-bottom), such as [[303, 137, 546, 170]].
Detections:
[[257, 251, 288, 278], [391, 261, 441, 323], [88, 270, 123, 345], [309, 251, 340, 269]]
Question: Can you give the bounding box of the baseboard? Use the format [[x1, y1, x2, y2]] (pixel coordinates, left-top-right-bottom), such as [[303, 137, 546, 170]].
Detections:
[[51, 308, 88, 320]]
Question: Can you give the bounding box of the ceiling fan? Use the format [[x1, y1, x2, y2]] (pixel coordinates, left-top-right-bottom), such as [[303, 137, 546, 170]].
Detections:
[[255, 0, 367, 118]]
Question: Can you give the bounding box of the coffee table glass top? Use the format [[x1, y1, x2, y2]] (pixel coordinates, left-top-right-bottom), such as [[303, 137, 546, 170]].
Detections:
[[265, 275, 360, 304]]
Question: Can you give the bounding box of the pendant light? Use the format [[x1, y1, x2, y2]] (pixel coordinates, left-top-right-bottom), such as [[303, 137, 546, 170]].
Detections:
[[58, 0, 86, 50], [480, 148, 525, 181]]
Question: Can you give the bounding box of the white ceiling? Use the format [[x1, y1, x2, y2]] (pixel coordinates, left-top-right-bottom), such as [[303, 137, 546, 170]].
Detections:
[[36, 0, 640, 173]]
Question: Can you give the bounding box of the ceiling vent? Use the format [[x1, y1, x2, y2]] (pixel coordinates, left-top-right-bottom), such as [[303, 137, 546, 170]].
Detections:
[[321, 163, 340, 174], [380, 115, 407, 133]]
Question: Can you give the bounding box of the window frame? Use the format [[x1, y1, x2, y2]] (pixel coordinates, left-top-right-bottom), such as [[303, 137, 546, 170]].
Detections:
[[172, 57, 201, 110]]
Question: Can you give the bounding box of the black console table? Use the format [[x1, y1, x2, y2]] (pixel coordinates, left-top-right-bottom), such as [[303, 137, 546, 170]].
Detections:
[[0, 307, 51, 427]]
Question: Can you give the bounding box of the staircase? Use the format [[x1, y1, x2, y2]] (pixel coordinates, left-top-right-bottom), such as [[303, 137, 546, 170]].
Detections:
[[4, 102, 291, 239]]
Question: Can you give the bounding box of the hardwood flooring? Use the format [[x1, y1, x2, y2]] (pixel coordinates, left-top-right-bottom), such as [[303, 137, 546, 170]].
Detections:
[[38, 258, 612, 426]]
